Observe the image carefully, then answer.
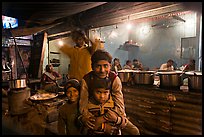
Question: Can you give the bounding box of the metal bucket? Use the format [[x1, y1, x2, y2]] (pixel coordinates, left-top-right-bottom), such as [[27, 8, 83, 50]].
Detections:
[[8, 87, 31, 115], [118, 70, 135, 83], [9, 79, 27, 89], [185, 71, 202, 91], [134, 71, 155, 85], [157, 71, 182, 88]]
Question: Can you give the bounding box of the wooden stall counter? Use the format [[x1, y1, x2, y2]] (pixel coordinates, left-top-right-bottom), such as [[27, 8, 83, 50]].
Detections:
[[122, 84, 202, 135], [2, 90, 67, 135]]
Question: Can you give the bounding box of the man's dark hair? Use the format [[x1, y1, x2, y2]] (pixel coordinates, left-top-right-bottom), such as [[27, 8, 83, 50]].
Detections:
[[133, 59, 138, 62], [91, 49, 112, 68], [167, 59, 174, 63], [71, 29, 88, 43]]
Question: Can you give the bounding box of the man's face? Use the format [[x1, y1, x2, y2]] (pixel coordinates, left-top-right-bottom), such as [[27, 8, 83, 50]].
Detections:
[[75, 37, 85, 47], [93, 60, 111, 78], [167, 61, 173, 67], [93, 88, 110, 104], [114, 60, 120, 66], [66, 87, 79, 103]]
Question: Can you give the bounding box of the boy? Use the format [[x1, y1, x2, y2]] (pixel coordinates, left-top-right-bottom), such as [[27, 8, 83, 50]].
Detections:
[[58, 79, 82, 135]]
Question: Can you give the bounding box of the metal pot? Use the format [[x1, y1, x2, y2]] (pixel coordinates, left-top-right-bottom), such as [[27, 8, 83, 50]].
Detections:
[[118, 70, 135, 83], [9, 79, 27, 89], [185, 71, 202, 90], [134, 71, 155, 85], [157, 71, 182, 88]]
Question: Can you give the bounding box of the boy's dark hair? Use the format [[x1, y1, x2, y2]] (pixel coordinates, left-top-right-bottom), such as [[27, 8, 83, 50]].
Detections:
[[91, 49, 112, 69], [92, 78, 111, 90]]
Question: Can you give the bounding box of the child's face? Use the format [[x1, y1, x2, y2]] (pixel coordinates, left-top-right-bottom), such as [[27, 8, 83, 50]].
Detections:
[[66, 87, 79, 103], [93, 88, 110, 104]]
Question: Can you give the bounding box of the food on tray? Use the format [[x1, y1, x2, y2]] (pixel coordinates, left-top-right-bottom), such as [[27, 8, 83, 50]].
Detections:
[[30, 93, 58, 100]]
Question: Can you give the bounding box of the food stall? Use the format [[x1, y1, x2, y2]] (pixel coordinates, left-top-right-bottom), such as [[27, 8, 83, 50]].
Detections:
[[2, 2, 202, 135]]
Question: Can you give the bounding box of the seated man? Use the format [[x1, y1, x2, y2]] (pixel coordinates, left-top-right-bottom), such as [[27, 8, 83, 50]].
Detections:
[[159, 59, 174, 71]]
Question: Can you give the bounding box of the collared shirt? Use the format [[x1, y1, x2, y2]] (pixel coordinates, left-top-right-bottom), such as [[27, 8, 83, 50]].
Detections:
[[160, 63, 174, 70]]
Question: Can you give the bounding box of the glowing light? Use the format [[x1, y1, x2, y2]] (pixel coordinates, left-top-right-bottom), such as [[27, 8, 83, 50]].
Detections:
[[126, 23, 132, 30], [58, 40, 63, 46], [110, 31, 118, 38]]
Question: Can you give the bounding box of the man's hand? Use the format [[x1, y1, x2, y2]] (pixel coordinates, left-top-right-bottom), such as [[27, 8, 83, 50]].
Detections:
[[104, 123, 118, 135], [103, 109, 119, 123], [93, 116, 106, 130], [81, 115, 96, 129]]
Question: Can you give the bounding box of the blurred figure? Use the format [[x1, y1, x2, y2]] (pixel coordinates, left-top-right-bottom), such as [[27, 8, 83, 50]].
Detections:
[[2, 56, 11, 81], [172, 60, 178, 70], [2, 56, 11, 72], [182, 59, 195, 71], [111, 58, 122, 74], [58, 29, 102, 81], [132, 59, 143, 70], [159, 59, 174, 71], [41, 64, 62, 92], [123, 60, 133, 70]]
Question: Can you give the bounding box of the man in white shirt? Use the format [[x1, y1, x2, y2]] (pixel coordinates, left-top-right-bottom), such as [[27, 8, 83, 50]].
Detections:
[[160, 59, 174, 70]]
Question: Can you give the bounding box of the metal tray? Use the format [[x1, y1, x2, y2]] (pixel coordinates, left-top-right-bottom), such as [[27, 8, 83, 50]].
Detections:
[[29, 93, 58, 101]]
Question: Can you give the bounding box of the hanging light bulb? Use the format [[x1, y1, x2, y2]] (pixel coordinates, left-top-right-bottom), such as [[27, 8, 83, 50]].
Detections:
[[58, 40, 64, 47], [126, 23, 132, 30]]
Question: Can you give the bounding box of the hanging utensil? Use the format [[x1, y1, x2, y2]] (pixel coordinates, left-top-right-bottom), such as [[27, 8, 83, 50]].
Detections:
[[8, 23, 30, 84]]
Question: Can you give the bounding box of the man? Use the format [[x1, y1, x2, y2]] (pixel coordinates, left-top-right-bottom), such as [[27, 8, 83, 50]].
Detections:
[[132, 59, 143, 70], [79, 49, 140, 135], [58, 29, 102, 81], [160, 59, 174, 70]]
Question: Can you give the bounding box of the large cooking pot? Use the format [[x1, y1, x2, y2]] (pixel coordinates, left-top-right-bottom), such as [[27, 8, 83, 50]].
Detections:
[[157, 70, 183, 88], [185, 71, 202, 91], [133, 71, 155, 85], [8, 87, 31, 115], [118, 70, 135, 83], [9, 79, 27, 89]]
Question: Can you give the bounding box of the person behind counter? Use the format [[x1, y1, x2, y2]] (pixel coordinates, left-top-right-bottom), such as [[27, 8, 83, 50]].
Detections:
[[79, 49, 140, 135], [58, 79, 82, 135], [41, 64, 62, 92], [58, 28, 103, 81], [159, 59, 174, 71], [132, 59, 143, 70], [182, 59, 195, 71], [111, 58, 122, 74], [123, 60, 133, 70]]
